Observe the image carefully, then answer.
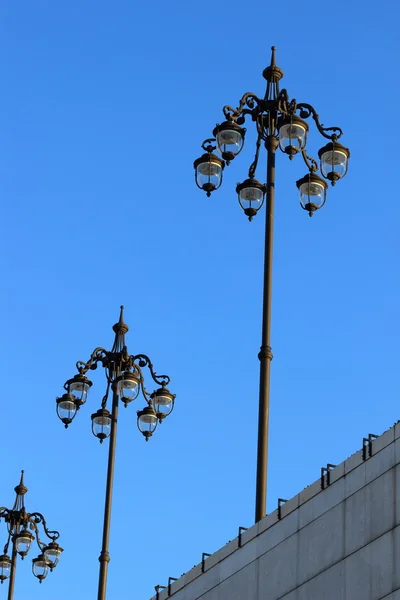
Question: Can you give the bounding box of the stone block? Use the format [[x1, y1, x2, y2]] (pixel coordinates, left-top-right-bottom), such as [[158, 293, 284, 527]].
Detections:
[[280, 494, 299, 519], [344, 485, 368, 555], [218, 560, 258, 600], [345, 531, 393, 600], [344, 449, 363, 475], [298, 503, 344, 585], [258, 508, 279, 535], [297, 561, 344, 600], [344, 461, 366, 497], [257, 510, 298, 557], [219, 537, 257, 582], [367, 469, 395, 542], [365, 443, 395, 483], [258, 534, 298, 600], [329, 461, 345, 485], [299, 478, 345, 529], [373, 428, 395, 454], [181, 565, 220, 599], [395, 421, 400, 440], [183, 563, 202, 587], [299, 479, 321, 506], [210, 539, 237, 565], [395, 439, 400, 466], [240, 522, 258, 546]]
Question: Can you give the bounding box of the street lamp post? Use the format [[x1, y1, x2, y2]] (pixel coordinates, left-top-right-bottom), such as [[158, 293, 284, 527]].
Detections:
[[194, 47, 350, 523], [56, 306, 175, 600], [0, 471, 63, 599]]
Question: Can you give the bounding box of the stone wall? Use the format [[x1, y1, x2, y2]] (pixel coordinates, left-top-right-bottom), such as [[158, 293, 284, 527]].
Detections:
[[150, 423, 400, 600]]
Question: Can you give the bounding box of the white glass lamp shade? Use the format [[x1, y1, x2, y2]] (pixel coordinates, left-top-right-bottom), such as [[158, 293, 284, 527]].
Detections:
[[56, 393, 78, 428], [15, 530, 34, 557], [236, 178, 266, 221], [318, 142, 350, 184], [279, 116, 308, 157], [91, 409, 112, 442], [194, 153, 224, 196], [32, 555, 50, 583], [213, 121, 245, 162], [67, 374, 92, 405], [153, 387, 175, 420], [0, 555, 11, 582], [43, 543, 63, 570], [296, 173, 328, 216], [117, 371, 140, 406], [137, 406, 158, 440]]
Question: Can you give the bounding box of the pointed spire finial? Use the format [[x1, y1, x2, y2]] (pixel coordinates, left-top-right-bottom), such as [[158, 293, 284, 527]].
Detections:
[[270, 46, 276, 67], [112, 305, 129, 334], [14, 470, 28, 496]]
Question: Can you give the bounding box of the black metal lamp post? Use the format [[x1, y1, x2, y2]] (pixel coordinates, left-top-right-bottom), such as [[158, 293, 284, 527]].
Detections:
[[56, 306, 175, 600], [0, 471, 62, 599], [194, 47, 350, 523]]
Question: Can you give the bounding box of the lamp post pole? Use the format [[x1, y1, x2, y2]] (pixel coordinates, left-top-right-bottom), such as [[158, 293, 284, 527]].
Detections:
[[0, 471, 63, 598], [97, 387, 119, 600], [194, 47, 350, 523], [56, 306, 175, 600], [255, 135, 277, 522], [7, 547, 17, 600]]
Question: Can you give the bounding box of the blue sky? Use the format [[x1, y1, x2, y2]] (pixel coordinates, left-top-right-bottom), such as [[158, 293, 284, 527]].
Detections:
[[1, 0, 399, 598]]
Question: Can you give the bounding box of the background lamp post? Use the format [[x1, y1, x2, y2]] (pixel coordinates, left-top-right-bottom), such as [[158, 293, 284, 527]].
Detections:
[[0, 471, 62, 599], [194, 46, 350, 523], [56, 306, 175, 600]]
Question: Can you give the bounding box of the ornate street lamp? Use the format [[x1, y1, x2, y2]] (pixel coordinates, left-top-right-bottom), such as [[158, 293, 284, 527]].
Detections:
[[0, 471, 62, 599], [56, 306, 175, 600], [194, 47, 350, 523]]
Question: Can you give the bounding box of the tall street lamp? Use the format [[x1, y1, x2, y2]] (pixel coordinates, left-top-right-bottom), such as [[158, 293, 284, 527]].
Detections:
[[0, 471, 63, 599], [194, 47, 350, 523], [56, 306, 175, 600]]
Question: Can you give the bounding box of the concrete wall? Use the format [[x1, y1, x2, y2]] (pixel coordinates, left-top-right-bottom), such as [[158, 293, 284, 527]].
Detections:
[[150, 422, 400, 600]]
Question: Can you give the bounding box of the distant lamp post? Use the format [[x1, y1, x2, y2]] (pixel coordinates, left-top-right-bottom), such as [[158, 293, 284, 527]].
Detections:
[[194, 46, 350, 523], [56, 306, 175, 600], [0, 471, 62, 599]]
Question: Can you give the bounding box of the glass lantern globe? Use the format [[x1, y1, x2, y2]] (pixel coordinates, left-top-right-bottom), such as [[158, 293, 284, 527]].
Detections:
[[278, 115, 308, 158], [43, 542, 63, 570], [117, 371, 141, 407], [0, 555, 11, 583], [194, 151, 225, 197], [137, 405, 158, 441], [296, 173, 328, 216], [32, 554, 50, 583], [56, 393, 78, 428], [66, 374, 92, 406], [236, 178, 266, 221], [91, 408, 112, 443], [152, 386, 175, 421], [318, 141, 350, 185], [213, 121, 245, 163], [15, 530, 34, 558]]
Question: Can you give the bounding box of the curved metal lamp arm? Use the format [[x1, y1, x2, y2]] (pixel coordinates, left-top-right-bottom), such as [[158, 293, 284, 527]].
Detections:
[[223, 92, 262, 121], [0, 508, 10, 519], [301, 149, 319, 172], [132, 354, 171, 386], [296, 102, 343, 140], [201, 138, 217, 153], [249, 135, 263, 179], [28, 513, 60, 548], [75, 347, 108, 375]]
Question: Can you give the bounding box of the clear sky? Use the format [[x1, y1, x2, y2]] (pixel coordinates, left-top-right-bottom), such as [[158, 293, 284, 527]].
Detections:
[[1, 0, 399, 598]]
